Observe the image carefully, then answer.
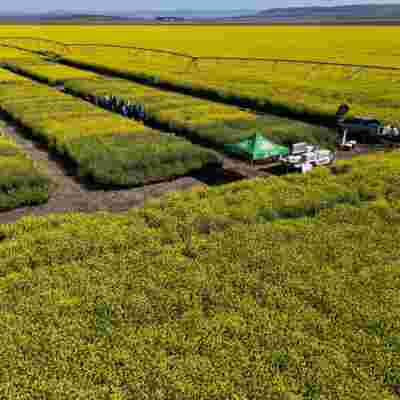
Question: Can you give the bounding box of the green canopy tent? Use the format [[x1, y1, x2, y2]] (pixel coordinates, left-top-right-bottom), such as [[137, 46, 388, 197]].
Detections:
[[224, 132, 289, 161]]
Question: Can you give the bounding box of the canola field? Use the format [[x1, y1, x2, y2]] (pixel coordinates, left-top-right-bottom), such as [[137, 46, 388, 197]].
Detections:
[[2, 58, 335, 149], [0, 25, 399, 63], [62, 47, 400, 127], [0, 25, 400, 399], [1, 26, 400, 126], [0, 152, 399, 398], [63, 77, 334, 149]]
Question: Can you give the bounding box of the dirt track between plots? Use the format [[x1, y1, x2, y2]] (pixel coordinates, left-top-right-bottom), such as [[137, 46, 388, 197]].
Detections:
[[0, 119, 205, 225]]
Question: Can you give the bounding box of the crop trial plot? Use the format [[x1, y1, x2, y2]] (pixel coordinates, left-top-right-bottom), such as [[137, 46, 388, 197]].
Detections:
[[0, 44, 42, 62], [0, 79, 220, 188], [0, 121, 49, 211], [2, 58, 334, 151], [5, 59, 99, 85], [64, 77, 335, 150], [0, 67, 30, 83]]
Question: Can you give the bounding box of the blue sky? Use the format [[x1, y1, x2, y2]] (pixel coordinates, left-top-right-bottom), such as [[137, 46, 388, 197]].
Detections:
[[2, 0, 400, 13]]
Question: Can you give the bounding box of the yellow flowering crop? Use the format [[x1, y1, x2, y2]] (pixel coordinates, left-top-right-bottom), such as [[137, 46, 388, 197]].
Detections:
[[0, 150, 399, 398]]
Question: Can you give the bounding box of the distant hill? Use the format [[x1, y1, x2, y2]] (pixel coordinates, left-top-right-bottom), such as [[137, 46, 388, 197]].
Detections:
[[133, 9, 256, 19], [38, 13, 128, 22], [0, 9, 258, 22], [0, 13, 137, 23], [2, 5, 400, 24], [258, 4, 400, 20]]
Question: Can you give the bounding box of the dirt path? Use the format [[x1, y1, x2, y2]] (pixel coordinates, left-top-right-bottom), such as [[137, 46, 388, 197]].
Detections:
[[0, 118, 204, 225]]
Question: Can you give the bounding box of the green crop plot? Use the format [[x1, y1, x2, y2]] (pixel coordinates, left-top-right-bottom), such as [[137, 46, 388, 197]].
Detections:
[[0, 122, 49, 211], [0, 81, 220, 188]]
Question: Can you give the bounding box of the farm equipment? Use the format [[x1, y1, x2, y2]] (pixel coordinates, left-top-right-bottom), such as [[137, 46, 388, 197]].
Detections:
[[379, 124, 400, 138], [339, 116, 384, 136], [338, 128, 357, 151], [336, 104, 400, 140], [280, 142, 335, 173]]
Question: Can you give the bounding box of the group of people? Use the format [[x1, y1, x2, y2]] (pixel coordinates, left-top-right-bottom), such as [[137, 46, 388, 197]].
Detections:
[[86, 94, 146, 120]]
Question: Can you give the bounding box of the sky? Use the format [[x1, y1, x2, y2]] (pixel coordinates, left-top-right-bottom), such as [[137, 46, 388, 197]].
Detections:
[[1, 0, 400, 13]]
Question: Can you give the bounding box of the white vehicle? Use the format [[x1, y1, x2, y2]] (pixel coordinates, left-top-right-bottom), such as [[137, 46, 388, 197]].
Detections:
[[283, 153, 305, 169], [379, 125, 400, 138], [301, 162, 313, 174], [280, 143, 335, 171], [291, 142, 314, 155], [312, 149, 336, 165]]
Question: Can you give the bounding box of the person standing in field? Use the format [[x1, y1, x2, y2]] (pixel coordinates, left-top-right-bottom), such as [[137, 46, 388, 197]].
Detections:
[[336, 103, 350, 125], [126, 101, 133, 118], [117, 98, 124, 112], [137, 104, 145, 120], [108, 96, 113, 109], [130, 103, 136, 119], [111, 96, 116, 110], [122, 103, 129, 117]]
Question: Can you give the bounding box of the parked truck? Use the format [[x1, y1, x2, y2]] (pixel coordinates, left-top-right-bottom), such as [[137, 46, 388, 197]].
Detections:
[[336, 104, 399, 140]]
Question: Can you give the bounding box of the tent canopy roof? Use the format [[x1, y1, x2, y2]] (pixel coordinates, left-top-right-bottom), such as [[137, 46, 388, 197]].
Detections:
[[224, 132, 289, 161]]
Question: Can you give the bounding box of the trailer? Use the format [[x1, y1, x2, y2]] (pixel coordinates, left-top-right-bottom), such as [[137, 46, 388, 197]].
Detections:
[[379, 125, 400, 139]]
